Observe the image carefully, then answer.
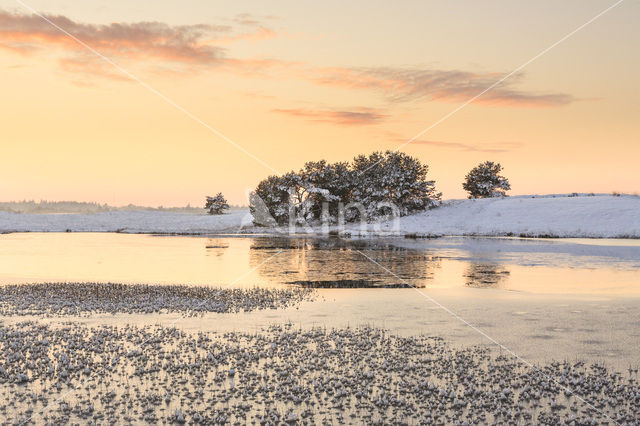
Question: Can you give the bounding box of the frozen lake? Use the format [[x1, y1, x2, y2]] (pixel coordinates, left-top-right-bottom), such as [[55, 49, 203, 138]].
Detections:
[[1, 233, 639, 369]]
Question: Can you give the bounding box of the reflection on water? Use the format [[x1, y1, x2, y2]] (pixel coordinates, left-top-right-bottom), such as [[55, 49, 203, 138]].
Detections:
[[205, 242, 228, 257], [249, 237, 441, 288], [2, 233, 640, 369], [0, 233, 639, 296], [464, 263, 510, 288]]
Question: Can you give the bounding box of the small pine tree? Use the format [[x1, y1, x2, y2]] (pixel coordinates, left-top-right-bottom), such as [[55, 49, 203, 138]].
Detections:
[[205, 193, 229, 215], [463, 161, 511, 198]]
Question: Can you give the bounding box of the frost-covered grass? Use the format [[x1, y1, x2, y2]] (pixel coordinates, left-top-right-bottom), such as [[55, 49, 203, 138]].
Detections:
[[0, 194, 638, 238]]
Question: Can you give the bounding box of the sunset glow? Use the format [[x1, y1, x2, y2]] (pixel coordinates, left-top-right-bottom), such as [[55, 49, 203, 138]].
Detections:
[[1, 0, 638, 206]]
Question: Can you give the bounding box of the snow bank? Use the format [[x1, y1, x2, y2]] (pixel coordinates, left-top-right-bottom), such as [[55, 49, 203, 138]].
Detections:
[[358, 195, 640, 238], [1, 195, 638, 238], [0, 210, 252, 234]]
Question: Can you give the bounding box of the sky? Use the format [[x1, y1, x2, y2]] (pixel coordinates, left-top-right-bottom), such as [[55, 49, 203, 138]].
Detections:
[[0, 0, 638, 206]]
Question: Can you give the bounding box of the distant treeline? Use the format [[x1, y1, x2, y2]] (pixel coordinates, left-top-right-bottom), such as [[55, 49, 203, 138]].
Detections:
[[0, 200, 245, 214]]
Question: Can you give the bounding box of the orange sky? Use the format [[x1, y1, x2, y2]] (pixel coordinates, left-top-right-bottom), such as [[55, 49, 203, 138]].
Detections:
[[1, 0, 638, 206]]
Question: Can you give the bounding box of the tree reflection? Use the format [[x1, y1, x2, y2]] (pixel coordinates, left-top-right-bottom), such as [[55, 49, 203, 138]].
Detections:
[[464, 263, 510, 288], [249, 237, 441, 288], [204, 239, 229, 257]]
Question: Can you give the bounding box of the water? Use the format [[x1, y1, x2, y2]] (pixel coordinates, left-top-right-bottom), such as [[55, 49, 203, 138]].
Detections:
[[1, 232, 639, 368], [0, 233, 638, 294]]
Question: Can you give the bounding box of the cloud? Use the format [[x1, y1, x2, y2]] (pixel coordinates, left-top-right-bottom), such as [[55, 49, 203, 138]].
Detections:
[[0, 10, 230, 63], [0, 9, 284, 79], [409, 139, 522, 153], [216, 27, 278, 43], [234, 13, 262, 27], [0, 9, 575, 110], [310, 66, 574, 107], [0, 40, 39, 54], [273, 107, 387, 126], [58, 55, 134, 82]]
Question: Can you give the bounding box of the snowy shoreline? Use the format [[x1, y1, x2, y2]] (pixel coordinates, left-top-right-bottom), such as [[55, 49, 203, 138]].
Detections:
[[1, 194, 639, 239]]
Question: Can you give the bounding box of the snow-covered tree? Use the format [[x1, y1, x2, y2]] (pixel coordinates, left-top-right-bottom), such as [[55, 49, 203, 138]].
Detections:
[[351, 151, 441, 218], [300, 160, 352, 220], [250, 161, 353, 225], [205, 193, 229, 215], [462, 161, 511, 198], [250, 175, 291, 225], [249, 151, 441, 225]]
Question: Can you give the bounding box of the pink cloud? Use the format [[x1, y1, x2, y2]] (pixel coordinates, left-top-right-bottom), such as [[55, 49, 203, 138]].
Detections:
[[0, 9, 576, 110], [309, 66, 574, 107], [0, 10, 230, 64], [0, 9, 286, 78], [273, 107, 387, 126]]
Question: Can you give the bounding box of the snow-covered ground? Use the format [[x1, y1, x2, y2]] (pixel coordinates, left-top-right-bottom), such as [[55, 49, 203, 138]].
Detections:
[[0, 194, 638, 238], [359, 194, 640, 238], [0, 210, 253, 234]]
